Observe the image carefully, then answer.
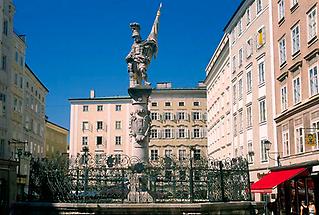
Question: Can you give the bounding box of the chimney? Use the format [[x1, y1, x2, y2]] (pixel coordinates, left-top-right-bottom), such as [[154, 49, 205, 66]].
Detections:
[[156, 82, 172, 89], [197, 81, 206, 88], [90, 89, 95, 99]]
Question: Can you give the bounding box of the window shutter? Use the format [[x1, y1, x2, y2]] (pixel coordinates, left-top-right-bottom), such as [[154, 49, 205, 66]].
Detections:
[[186, 113, 189, 121], [262, 27, 266, 45], [171, 129, 175, 139], [203, 112, 207, 121], [160, 113, 163, 121], [158, 129, 162, 139], [191, 130, 194, 139], [172, 112, 176, 121]]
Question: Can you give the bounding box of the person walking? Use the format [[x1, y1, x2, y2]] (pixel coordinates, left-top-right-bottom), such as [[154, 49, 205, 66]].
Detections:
[[309, 201, 316, 215]]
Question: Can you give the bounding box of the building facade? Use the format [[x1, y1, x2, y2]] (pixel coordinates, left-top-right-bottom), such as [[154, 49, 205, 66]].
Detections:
[[272, 0, 319, 167], [69, 92, 132, 159], [223, 0, 277, 189], [69, 84, 207, 161], [205, 35, 232, 159], [149, 83, 207, 161], [45, 120, 68, 158]]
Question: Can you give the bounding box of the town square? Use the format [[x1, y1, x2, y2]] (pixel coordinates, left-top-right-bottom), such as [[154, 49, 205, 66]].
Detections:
[[0, 0, 319, 214]]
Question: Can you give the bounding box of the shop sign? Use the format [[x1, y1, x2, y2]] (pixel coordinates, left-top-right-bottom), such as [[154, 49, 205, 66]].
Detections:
[[305, 133, 316, 146]]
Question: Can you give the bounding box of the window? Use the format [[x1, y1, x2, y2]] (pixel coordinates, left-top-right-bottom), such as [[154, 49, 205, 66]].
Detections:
[[3, 20, 8, 36], [2, 55, 7, 71], [232, 55, 236, 72], [278, 0, 285, 21], [179, 149, 186, 161], [193, 128, 200, 138], [150, 149, 159, 161], [281, 86, 288, 111], [293, 76, 301, 104], [309, 65, 318, 96], [164, 128, 172, 139], [257, 27, 266, 48], [261, 139, 268, 162], [238, 19, 242, 36], [164, 102, 171, 107], [179, 101, 185, 106], [233, 83, 237, 103], [259, 99, 266, 123], [82, 121, 89, 131], [150, 129, 158, 138], [283, 130, 290, 156], [192, 112, 200, 120], [165, 149, 172, 158], [177, 112, 185, 120], [279, 37, 287, 65], [291, 25, 300, 55], [178, 128, 186, 138], [15, 51, 18, 62], [238, 78, 243, 99], [194, 149, 201, 160], [247, 70, 252, 92], [20, 56, 24, 67], [257, 0, 262, 14], [0, 139, 4, 157], [115, 136, 121, 145], [82, 136, 88, 145], [164, 112, 172, 120], [247, 141, 253, 164], [312, 121, 319, 149], [239, 111, 243, 132], [258, 60, 265, 85], [115, 105, 121, 111], [151, 102, 157, 107], [295, 127, 304, 153], [97, 105, 103, 111], [97, 121, 103, 130], [246, 39, 253, 58], [247, 105, 252, 127], [115, 121, 121, 129], [193, 101, 200, 106], [96, 136, 103, 145], [151, 112, 158, 120], [231, 30, 236, 44], [239, 48, 243, 66], [291, 0, 298, 8], [308, 7, 317, 41], [246, 8, 251, 25], [114, 154, 122, 164], [83, 105, 88, 112]]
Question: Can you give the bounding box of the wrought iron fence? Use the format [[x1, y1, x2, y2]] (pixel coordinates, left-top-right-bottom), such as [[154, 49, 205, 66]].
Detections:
[[28, 153, 251, 203]]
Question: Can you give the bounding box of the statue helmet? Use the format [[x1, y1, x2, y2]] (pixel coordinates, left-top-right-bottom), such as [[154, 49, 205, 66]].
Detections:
[[130, 22, 141, 39]]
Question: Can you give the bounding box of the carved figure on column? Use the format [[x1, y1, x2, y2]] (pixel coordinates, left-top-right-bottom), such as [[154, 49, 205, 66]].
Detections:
[[126, 3, 161, 88], [129, 107, 151, 143]]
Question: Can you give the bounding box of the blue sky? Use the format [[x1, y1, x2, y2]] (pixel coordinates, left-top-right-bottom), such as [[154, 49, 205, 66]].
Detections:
[[13, 0, 241, 130]]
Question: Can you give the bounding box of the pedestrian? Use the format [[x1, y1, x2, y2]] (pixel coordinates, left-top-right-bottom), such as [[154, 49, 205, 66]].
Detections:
[[309, 200, 316, 215], [301, 200, 309, 215]]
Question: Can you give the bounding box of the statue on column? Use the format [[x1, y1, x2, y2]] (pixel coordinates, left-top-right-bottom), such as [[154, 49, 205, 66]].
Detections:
[[126, 3, 161, 88]]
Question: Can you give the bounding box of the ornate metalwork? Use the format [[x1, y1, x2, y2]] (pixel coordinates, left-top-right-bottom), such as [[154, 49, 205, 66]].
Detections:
[[28, 154, 251, 203]]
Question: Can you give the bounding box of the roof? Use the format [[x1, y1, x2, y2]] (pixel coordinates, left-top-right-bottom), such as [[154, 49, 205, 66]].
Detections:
[[45, 120, 69, 132], [223, 0, 247, 32], [69, 96, 131, 102], [25, 64, 49, 92], [69, 87, 206, 101]]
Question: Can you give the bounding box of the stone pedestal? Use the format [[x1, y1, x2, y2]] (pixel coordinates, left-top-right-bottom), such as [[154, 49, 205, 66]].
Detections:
[[128, 87, 152, 164]]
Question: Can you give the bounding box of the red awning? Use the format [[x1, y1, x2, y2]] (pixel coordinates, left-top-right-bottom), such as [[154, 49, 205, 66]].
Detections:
[[251, 167, 307, 193]]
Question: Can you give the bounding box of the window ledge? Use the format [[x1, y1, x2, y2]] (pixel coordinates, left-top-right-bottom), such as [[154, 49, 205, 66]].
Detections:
[[259, 121, 267, 126], [290, 3, 299, 13], [292, 50, 301, 60], [258, 82, 266, 88], [278, 17, 285, 26], [280, 61, 287, 70], [307, 36, 318, 48]]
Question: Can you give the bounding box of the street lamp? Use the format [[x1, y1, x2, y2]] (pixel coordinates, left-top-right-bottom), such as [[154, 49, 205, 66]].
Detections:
[[263, 140, 281, 167]]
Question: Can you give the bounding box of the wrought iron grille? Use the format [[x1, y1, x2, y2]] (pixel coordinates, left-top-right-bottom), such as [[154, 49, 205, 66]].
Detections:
[[28, 153, 251, 203]]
